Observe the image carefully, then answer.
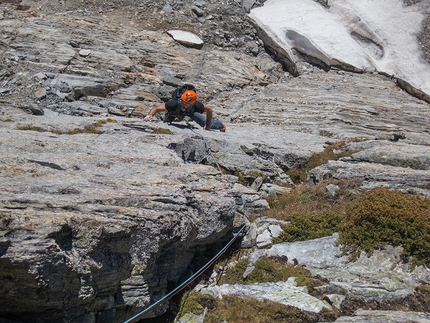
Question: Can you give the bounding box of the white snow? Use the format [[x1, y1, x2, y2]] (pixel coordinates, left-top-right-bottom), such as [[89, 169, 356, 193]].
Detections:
[[249, 0, 430, 99]]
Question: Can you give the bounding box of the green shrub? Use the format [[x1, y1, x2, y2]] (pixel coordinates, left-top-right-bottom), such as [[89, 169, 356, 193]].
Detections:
[[339, 188, 430, 266], [218, 258, 249, 285], [177, 291, 207, 317], [263, 181, 430, 267], [205, 295, 316, 323], [219, 256, 324, 288], [273, 212, 344, 244]]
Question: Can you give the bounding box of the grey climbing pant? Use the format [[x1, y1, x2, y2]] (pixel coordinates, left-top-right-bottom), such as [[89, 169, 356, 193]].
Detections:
[[191, 112, 224, 130]]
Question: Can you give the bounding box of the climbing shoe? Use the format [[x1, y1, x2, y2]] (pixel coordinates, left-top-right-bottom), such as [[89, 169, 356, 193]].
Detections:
[[220, 123, 226, 132]]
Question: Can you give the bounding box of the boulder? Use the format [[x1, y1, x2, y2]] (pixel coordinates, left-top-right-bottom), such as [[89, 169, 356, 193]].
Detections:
[[167, 30, 204, 49]]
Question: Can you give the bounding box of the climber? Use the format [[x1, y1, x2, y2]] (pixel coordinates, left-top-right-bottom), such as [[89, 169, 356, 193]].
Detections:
[[143, 89, 226, 132]]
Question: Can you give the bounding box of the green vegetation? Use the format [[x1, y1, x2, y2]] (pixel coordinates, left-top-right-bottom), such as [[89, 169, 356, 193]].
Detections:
[[263, 180, 430, 267], [339, 188, 430, 266], [218, 256, 324, 288], [16, 125, 43, 132], [266, 179, 358, 243], [217, 257, 249, 285], [152, 127, 172, 135], [177, 291, 211, 317], [176, 180, 430, 321], [273, 213, 344, 244], [203, 295, 332, 323], [287, 141, 357, 184], [411, 284, 430, 312], [177, 292, 336, 323], [176, 282, 430, 322]]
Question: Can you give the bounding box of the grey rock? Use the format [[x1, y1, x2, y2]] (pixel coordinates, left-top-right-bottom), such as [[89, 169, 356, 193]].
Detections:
[[0, 88, 11, 94], [347, 140, 430, 170], [34, 88, 46, 99], [246, 234, 430, 303], [201, 279, 332, 313], [1, 1, 430, 322], [326, 184, 339, 197], [167, 30, 204, 49], [244, 218, 288, 248], [0, 114, 267, 322], [79, 49, 92, 57], [33, 72, 47, 80], [332, 309, 430, 323], [309, 160, 430, 197], [256, 228, 273, 248], [191, 6, 205, 17], [268, 224, 283, 238], [176, 308, 207, 323], [260, 183, 292, 199], [243, 0, 257, 12], [241, 222, 257, 248], [28, 103, 44, 115], [323, 294, 345, 309]]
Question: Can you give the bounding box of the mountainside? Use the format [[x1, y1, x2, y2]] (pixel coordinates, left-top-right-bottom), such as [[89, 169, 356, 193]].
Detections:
[[1, 1, 430, 323]]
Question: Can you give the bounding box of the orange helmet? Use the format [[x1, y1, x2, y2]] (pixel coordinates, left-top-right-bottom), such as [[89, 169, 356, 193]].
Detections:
[[181, 90, 197, 104]]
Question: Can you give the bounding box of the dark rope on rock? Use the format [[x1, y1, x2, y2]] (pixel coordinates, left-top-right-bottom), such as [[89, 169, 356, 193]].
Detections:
[[123, 217, 246, 323]]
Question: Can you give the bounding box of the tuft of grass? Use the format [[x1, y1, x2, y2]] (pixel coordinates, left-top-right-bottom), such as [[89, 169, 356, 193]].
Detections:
[[16, 125, 44, 132], [152, 127, 172, 135], [177, 291, 208, 317], [56, 124, 102, 135], [205, 296, 309, 323], [217, 258, 249, 285], [265, 179, 360, 219], [287, 141, 358, 184], [219, 256, 326, 288], [264, 179, 360, 243], [247, 256, 318, 287], [178, 294, 337, 323], [410, 284, 430, 312]]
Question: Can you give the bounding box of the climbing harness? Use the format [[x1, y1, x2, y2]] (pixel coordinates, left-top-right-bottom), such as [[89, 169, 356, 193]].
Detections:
[[123, 127, 243, 323], [123, 217, 246, 323]]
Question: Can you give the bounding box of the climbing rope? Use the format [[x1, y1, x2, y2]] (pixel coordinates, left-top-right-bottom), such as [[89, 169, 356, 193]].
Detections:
[[123, 126, 245, 323], [123, 219, 246, 323]]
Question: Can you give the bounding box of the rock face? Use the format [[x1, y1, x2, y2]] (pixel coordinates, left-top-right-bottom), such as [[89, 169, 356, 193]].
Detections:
[[0, 0, 430, 322], [0, 114, 268, 322]]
